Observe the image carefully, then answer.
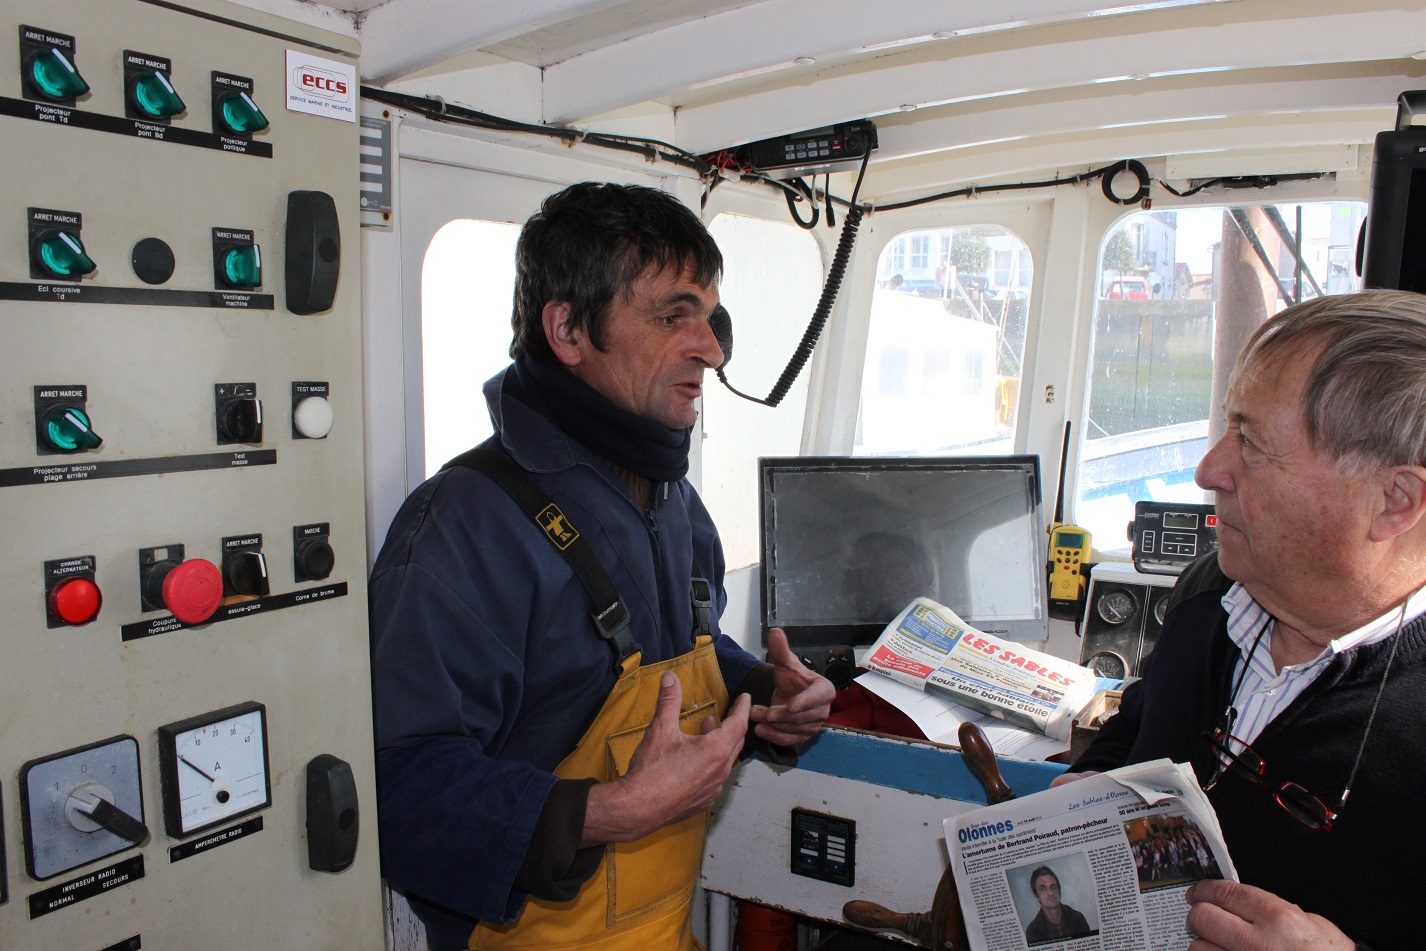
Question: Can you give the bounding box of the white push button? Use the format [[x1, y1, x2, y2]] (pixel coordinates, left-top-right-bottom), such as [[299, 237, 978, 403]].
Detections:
[[293, 395, 334, 438]]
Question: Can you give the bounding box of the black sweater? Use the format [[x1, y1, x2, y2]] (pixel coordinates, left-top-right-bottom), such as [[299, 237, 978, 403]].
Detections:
[[1072, 555, 1426, 951]]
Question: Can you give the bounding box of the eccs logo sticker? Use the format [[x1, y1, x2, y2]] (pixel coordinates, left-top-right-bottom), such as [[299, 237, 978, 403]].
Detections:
[[293, 66, 350, 101]]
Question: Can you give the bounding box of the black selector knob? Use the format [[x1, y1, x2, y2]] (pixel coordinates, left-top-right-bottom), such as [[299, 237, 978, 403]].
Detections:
[[217, 395, 262, 444], [824, 650, 856, 690], [224, 549, 270, 597]]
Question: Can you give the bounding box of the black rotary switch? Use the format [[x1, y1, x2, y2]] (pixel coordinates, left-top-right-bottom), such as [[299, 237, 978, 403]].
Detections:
[[215, 383, 262, 444], [224, 549, 269, 598]]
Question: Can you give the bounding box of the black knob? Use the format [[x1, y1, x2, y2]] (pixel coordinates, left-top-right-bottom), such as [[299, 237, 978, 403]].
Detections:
[[218, 397, 262, 443], [142, 559, 178, 611], [224, 550, 270, 597], [78, 795, 150, 845], [296, 539, 335, 581]]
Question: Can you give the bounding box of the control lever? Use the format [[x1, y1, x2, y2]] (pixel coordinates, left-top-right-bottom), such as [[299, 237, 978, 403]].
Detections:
[[70, 788, 150, 845], [841, 722, 1014, 950]]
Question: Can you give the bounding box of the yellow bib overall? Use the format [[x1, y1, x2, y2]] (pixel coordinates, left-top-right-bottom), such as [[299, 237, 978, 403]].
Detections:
[[469, 635, 729, 951]]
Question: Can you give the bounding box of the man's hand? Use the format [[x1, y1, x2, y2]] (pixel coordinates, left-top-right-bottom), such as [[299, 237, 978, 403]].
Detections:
[[1049, 769, 1099, 788], [749, 627, 835, 747], [582, 672, 751, 845], [1185, 880, 1354, 951]]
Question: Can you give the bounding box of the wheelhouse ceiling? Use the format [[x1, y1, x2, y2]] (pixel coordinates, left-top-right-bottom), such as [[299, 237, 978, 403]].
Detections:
[[232, 0, 1426, 198]]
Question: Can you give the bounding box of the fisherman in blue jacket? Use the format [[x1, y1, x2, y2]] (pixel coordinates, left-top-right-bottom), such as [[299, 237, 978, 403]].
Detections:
[[369, 181, 834, 951]]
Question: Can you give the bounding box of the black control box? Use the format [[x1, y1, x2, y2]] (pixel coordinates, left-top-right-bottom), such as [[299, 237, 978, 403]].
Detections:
[[721, 120, 877, 180], [1130, 501, 1218, 574]]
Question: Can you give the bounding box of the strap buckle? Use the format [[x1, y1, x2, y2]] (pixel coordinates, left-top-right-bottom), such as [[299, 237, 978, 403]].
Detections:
[[690, 576, 713, 639], [592, 600, 640, 666]]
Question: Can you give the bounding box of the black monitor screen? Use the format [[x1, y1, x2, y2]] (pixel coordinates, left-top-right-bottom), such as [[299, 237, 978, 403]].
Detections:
[[759, 455, 1047, 651]]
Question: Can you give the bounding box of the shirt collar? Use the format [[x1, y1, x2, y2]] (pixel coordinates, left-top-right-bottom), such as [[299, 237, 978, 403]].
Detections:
[[1221, 580, 1426, 668]]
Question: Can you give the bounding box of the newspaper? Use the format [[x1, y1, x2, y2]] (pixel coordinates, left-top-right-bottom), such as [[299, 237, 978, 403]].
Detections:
[[862, 597, 1098, 741], [855, 671, 1071, 761], [944, 760, 1238, 951]]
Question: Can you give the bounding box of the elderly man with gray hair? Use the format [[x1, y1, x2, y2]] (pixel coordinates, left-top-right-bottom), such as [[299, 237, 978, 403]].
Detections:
[[1057, 290, 1426, 951]]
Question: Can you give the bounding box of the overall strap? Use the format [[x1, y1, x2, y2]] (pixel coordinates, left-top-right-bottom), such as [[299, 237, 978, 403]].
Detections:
[[443, 440, 641, 670]]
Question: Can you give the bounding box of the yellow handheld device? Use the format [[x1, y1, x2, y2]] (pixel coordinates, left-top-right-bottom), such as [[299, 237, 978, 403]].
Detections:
[[1047, 423, 1093, 620], [1048, 524, 1092, 602]]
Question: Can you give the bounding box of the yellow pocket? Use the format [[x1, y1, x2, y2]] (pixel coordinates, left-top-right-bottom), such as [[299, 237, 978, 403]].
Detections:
[[604, 701, 717, 925]]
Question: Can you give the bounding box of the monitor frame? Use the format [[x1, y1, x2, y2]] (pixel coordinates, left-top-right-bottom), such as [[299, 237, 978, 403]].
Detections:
[[757, 454, 1048, 657]]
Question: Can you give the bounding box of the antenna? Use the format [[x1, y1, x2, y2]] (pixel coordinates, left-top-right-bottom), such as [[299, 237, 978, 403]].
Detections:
[[1054, 422, 1071, 525]]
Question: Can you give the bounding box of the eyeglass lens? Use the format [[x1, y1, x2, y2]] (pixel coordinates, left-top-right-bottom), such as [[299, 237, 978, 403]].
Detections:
[[1206, 729, 1334, 830]]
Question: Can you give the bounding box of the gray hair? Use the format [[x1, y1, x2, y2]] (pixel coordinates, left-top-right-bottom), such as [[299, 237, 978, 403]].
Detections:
[[1233, 290, 1426, 472]]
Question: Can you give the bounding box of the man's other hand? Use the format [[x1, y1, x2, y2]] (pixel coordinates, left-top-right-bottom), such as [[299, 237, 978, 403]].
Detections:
[[749, 627, 835, 747], [1049, 770, 1099, 788], [583, 672, 751, 845], [1186, 879, 1354, 951]]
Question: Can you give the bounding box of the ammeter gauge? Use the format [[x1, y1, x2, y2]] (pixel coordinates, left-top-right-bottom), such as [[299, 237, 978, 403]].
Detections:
[[1095, 589, 1137, 625], [157, 701, 271, 838]]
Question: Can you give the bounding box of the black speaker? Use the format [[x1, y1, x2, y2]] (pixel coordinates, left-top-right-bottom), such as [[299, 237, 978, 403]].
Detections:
[[285, 190, 341, 314], [1362, 91, 1426, 293], [306, 753, 359, 873]]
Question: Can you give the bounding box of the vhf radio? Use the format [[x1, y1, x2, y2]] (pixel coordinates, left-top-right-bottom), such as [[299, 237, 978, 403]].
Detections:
[[1048, 424, 1092, 620], [719, 120, 878, 180]]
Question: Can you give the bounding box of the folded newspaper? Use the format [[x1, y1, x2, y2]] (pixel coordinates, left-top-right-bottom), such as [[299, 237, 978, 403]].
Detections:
[[863, 597, 1098, 741], [944, 760, 1238, 951]]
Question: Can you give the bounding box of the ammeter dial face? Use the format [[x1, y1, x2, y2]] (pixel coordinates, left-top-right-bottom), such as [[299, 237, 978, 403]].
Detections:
[[158, 701, 271, 838], [1096, 589, 1137, 625]]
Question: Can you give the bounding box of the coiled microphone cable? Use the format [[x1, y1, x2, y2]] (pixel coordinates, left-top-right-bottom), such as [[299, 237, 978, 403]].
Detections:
[[717, 150, 870, 407]]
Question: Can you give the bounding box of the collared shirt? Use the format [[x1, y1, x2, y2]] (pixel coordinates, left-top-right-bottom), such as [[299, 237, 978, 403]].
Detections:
[[1219, 582, 1426, 749]]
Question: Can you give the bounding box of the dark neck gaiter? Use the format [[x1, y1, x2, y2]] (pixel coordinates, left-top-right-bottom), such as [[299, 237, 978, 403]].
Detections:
[[511, 355, 692, 483]]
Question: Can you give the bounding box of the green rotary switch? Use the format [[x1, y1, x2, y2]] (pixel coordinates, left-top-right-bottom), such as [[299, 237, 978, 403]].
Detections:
[[27, 46, 89, 101], [218, 89, 269, 135], [220, 244, 262, 289], [32, 229, 96, 278], [43, 405, 103, 453], [129, 69, 186, 118]]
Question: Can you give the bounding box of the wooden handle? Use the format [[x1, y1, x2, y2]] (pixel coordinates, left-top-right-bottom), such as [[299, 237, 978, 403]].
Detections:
[[843, 900, 929, 944], [958, 721, 1015, 804]]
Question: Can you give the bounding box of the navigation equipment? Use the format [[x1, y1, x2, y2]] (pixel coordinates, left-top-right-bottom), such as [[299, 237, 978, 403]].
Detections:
[[759, 456, 1047, 685]]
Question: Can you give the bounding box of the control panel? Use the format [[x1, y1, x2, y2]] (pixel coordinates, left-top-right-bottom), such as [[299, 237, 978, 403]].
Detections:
[[0, 1, 379, 948], [1077, 563, 1178, 680], [1130, 501, 1218, 575]]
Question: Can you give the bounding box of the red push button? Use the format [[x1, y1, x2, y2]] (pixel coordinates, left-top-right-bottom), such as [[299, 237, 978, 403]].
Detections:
[[162, 559, 223, 624], [50, 577, 102, 625]]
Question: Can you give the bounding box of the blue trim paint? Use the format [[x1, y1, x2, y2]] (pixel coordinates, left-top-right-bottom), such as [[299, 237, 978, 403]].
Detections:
[[783, 728, 1065, 803]]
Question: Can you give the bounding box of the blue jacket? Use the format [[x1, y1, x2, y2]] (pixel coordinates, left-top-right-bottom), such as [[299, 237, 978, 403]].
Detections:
[[369, 366, 763, 936]]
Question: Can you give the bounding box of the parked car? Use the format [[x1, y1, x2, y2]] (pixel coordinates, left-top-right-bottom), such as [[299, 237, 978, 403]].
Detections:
[[1106, 276, 1151, 299]]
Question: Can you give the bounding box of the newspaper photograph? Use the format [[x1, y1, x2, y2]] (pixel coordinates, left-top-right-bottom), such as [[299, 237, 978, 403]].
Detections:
[[862, 597, 1098, 740], [943, 760, 1237, 951]]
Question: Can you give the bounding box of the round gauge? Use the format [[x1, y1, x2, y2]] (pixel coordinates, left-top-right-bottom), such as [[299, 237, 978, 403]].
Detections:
[[1096, 589, 1137, 625], [1086, 650, 1129, 680], [1153, 593, 1171, 625], [157, 701, 271, 838]]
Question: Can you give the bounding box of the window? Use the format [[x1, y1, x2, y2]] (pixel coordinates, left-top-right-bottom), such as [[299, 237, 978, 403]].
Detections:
[[701, 214, 823, 569], [910, 234, 930, 269], [1074, 201, 1367, 553], [858, 225, 1033, 455], [421, 219, 521, 477]]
